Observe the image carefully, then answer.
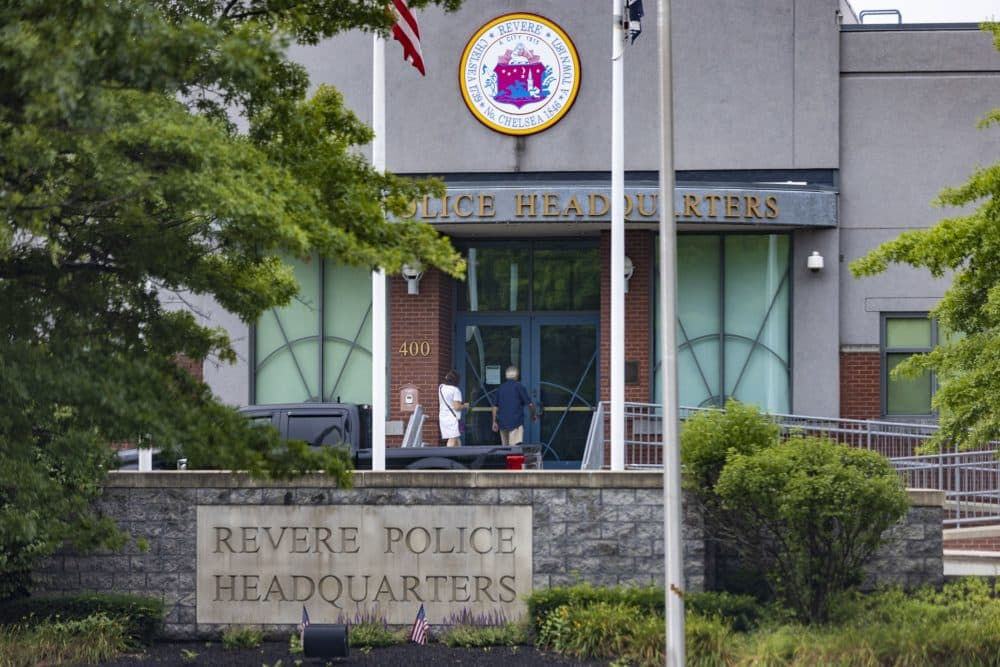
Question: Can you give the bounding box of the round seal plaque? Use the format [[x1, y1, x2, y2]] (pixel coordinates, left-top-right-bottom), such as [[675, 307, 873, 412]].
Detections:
[[459, 13, 581, 136]]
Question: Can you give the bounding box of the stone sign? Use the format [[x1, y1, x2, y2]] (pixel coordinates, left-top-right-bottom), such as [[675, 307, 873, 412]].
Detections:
[[196, 505, 533, 625]]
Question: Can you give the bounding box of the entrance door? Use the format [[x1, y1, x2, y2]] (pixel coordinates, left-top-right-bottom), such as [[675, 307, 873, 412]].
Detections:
[[531, 316, 598, 468], [458, 315, 598, 468]]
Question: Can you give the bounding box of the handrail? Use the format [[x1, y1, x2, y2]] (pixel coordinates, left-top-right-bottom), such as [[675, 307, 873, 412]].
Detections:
[[584, 402, 1000, 527]]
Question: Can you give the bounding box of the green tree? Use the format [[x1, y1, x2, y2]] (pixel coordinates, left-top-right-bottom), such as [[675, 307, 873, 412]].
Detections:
[[715, 436, 909, 624], [851, 23, 1000, 450], [0, 0, 462, 598]]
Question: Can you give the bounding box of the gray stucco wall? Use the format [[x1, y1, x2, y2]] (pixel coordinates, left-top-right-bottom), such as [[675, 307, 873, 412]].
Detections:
[[839, 27, 1000, 345], [293, 0, 840, 173], [792, 227, 841, 416], [32, 472, 941, 639]]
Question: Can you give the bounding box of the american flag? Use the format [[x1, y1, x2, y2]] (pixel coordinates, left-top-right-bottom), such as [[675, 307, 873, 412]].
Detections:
[[300, 605, 310, 643], [625, 0, 644, 43], [408, 603, 429, 645], [391, 0, 425, 75]]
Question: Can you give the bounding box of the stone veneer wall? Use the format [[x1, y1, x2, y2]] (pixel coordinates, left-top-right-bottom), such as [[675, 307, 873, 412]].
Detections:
[[31, 472, 942, 639]]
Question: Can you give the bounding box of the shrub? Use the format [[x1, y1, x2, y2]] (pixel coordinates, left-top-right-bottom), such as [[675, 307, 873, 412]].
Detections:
[[680, 399, 781, 499], [680, 401, 783, 596], [439, 622, 527, 648], [685, 591, 767, 632], [684, 612, 735, 667], [526, 582, 663, 633], [348, 620, 405, 648], [715, 435, 910, 623], [438, 607, 527, 647], [537, 602, 638, 661], [222, 626, 263, 649], [0, 613, 129, 667], [0, 592, 164, 645]]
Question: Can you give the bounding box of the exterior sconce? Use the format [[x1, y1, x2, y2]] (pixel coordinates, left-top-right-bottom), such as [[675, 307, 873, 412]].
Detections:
[[624, 255, 635, 292], [807, 251, 824, 273], [401, 262, 424, 295]]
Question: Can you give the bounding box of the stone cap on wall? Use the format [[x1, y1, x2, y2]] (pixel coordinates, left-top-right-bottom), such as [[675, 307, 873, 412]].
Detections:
[[105, 471, 945, 506]]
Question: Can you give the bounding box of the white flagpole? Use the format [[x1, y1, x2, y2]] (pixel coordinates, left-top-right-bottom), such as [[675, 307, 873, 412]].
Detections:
[[658, 0, 684, 663], [610, 0, 626, 472], [371, 33, 387, 472]]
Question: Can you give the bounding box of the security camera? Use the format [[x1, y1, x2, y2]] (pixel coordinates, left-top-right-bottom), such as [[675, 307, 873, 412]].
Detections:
[[807, 251, 824, 273], [400, 262, 424, 280], [401, 262, 424, 295]]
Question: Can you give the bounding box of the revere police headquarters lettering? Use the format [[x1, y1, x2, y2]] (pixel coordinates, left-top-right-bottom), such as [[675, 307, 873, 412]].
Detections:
[[402, 186, 838, 227], [196, 506, 532, 625]]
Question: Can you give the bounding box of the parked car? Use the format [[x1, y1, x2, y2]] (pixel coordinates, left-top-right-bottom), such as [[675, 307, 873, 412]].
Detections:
[[239, 403, 543, 470]]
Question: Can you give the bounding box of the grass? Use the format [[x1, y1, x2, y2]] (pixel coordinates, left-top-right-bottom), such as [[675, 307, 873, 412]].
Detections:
[[221, 626, 263, 649], [0, 613, 129, 667], [531, 579, 1000, 667]]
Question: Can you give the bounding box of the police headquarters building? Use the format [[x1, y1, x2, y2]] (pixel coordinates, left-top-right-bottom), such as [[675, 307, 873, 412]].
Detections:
[[192, 1, 1000, 468]]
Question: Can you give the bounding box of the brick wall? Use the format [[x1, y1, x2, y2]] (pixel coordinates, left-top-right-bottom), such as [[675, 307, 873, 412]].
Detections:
[[175, 354, 204, 383], [600, 230, 653, 403], [389, 269, 453, 446], [840, 349, 880, 419]]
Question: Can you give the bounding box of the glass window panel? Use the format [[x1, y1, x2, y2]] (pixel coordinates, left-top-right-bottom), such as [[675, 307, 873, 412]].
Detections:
[[678, 340, 720, 408], [533, 246, 600, 311], [540, 411, 591, 464], [886, 318, 932, 349], [255, 340, 319, 403], [886, 353, 932, 415], [677, 236, 721, 342], [655, 234, 789, 410], [323, 262, 372, 403], [462, 247, 531, 312], [724, 235, 789, 341], [538, 325, 597, 408], [728, 343, 791, 413], [462, 324, 523, 446], [278, 255, 322, 342], [255, 254, 321, 403], [724, 235, 789, 410]]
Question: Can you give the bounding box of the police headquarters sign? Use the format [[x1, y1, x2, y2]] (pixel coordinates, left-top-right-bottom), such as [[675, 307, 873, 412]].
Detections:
[[196, 505, 532, 624], [460, 14, 580, 136]]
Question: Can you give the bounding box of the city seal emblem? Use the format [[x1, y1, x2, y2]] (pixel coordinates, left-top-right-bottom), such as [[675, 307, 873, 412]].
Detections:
[[459, 14, 581, 136]]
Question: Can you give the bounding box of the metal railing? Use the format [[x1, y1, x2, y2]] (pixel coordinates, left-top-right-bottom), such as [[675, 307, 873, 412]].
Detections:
[[581, 402, 1000, 527], [582, 403, 942, 469], [892, 449, 1000, 527]]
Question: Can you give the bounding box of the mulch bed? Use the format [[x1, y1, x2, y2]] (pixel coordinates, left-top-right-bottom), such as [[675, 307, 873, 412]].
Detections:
[[77, 641, 606, 666]]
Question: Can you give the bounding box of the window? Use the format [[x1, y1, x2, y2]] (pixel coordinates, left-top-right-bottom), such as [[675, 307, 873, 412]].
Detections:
[[881, 313, 944, 417], [253, 254, 373, 405], [459, 242, 600, 312], [654, 233, 791, 414]]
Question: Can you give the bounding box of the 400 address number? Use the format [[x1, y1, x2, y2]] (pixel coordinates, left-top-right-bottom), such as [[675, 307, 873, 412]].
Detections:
[[398, 340, 431, 357]]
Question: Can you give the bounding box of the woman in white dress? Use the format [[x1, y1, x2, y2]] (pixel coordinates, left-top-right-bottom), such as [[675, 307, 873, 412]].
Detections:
[[438, 369, 469, 447]]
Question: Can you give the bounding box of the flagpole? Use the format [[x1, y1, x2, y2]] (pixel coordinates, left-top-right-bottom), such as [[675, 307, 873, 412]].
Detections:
[[658, 0, 684, 663], [371, 33, 387, 472], [610, 0, 626, 472]]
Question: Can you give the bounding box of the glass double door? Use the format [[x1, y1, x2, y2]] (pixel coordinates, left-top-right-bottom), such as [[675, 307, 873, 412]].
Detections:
[[457, 314, 598, 468]]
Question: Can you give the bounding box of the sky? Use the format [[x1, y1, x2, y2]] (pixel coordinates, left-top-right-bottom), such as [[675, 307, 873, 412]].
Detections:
[[846, 0, 1000, 23]]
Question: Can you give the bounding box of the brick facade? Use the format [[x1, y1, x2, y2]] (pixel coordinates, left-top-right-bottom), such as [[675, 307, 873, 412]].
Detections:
[[840, 349, 881, 420], [388, 269, 453, 446], [175, 354, 204, 383], [600, 230, 654, 403]]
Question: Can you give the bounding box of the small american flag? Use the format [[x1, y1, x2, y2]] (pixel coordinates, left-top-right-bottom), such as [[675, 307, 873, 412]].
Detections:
[[408, 603, 429, 645], [299, 605, 310, 643], [625, 0, 644, 44], [391, 0, 425, 75]]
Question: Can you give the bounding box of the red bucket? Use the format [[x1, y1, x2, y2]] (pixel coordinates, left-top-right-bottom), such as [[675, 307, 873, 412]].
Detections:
[[505, 455, 525, 470]]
